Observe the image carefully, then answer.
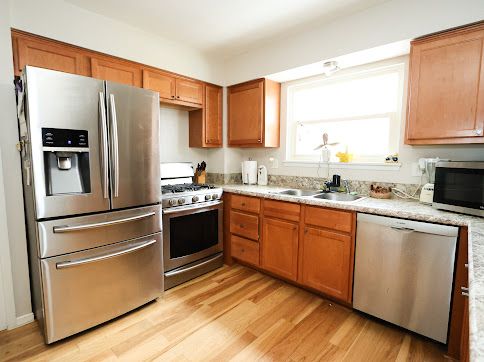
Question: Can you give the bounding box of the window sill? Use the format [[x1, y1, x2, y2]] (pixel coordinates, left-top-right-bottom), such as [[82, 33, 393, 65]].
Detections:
[[282, 160, 402, 171]]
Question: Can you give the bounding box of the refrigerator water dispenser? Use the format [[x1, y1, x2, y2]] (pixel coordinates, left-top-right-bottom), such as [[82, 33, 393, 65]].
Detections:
[[42, 128, 91, 195]]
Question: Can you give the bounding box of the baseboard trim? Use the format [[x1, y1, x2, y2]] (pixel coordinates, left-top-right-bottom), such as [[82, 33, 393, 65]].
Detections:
[[14, 312, 34, 328]]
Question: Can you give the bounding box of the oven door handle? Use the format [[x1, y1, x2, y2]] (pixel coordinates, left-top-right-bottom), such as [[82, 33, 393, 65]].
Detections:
[[163, 200, 223, 214], [164, 253, 222, 277]]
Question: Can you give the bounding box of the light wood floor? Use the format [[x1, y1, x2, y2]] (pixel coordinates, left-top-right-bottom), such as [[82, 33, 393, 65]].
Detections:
[[0, 264, 448, 361]]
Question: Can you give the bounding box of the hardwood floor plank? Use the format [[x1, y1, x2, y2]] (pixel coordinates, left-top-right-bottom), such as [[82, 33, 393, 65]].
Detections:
[[0, 265, 448, 362], [231, 319, 294, 362]]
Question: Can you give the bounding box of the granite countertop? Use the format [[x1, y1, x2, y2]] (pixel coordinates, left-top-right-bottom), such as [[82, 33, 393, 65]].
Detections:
[[221, 184, 484, 361]]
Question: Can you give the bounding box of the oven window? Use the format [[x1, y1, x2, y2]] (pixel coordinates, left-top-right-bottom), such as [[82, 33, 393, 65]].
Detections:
[[170, 209, 219, 258], [434, 167, 484, 209]]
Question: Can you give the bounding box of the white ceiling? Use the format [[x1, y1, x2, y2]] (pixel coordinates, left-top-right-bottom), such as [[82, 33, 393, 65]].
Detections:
[[65, 0, 388, 59]]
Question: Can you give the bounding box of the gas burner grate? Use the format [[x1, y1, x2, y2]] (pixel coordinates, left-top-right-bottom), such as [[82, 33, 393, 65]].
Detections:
[[162, 183, 216, 194]]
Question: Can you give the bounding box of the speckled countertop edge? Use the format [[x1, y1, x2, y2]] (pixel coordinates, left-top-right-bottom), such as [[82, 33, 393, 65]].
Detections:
[[221, 184, 484, 361]]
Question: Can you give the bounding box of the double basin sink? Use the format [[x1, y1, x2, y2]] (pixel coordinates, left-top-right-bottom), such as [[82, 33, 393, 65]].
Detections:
[[276, 189, 364, 202]]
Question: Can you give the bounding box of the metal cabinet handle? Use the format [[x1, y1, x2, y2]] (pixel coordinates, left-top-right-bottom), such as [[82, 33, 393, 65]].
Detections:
[[53, 212, 156, 233], [99, 92, 109, 199], [239, 224, 245, 229], [462, 291, 469, 297], [109, 94, 120, 198], [461, 286, 469, 292], [474, 129, 483, 136], [56, 239, 156, 269], [465, 263, 468, 269]]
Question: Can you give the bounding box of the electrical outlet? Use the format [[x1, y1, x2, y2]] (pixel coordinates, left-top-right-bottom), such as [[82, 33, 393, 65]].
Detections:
[[269, 157, 279, 169], [411, 162, 423, 177]]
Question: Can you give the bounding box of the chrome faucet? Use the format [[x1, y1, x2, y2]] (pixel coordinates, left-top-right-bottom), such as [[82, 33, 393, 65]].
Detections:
[[343, 180, 351, 194]]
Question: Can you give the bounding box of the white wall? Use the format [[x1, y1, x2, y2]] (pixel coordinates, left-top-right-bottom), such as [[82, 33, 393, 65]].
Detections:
[[216, 0, 484, 181], [224, 0, 484, 85], [0, 0, 33, 324], [236, 56, 484, 185], [159, 107, 208, 166], [10, 0, 223, 84]]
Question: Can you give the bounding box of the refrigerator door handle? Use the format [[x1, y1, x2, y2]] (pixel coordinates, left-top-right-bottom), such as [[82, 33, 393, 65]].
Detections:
[[109, 93, 120, 198], [99, 92, 109, 199], [56, 239, 157, 269], [53, 212, 156, 233]]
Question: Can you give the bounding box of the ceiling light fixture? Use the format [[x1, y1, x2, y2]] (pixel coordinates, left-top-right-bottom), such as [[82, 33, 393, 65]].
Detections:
[[321, 60, 339, 76]]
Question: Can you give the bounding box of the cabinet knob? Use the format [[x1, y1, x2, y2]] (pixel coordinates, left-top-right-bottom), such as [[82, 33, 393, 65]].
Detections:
[[257, 139, 261, 142], [239, 224, 245, 228], [475, 129, 483, 136], [176, 96, 180, 99], [241, 202, 246, 206], [465, 263, 468, 269]]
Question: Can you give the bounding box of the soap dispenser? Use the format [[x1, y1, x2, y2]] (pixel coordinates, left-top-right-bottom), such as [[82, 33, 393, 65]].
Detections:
[[257, 165, 268, 186]]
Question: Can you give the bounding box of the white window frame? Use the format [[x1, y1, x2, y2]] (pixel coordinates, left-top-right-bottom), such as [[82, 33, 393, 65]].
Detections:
[[285, 58, 406, 168]]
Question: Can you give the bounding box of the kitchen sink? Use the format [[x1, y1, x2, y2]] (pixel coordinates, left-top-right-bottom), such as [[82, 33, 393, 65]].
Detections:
[[313, 193, 364, 202], [277, 189, 322, 197]]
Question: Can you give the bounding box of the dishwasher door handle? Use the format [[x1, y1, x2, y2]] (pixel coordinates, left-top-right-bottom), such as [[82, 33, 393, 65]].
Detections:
[[390, 226, 415, 232]]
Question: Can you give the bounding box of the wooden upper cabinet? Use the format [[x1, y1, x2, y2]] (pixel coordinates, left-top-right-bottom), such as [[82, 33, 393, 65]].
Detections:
[[300, 227, 352, 302], [228, 78, 280, 147], [261, 217, 299, 281], [175, 78, 203, 104], [406, 23, 484, 144], [142, 69, 175, 101], [204, 85, 222, 145], [90, 57, 142, 87], [13, 35, 86, 76], [189, 84, 222, 148]]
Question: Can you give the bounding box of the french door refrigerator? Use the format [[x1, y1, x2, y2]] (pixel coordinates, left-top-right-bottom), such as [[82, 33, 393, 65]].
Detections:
[[17, 66, 162, 343]]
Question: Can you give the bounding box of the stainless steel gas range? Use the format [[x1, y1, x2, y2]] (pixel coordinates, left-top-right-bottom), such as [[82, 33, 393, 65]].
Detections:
[[161, 163, 223, 289]]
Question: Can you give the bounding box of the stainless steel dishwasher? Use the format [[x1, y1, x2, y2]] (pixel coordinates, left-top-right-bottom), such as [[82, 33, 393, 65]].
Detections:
[[353, 213, 458, 343]]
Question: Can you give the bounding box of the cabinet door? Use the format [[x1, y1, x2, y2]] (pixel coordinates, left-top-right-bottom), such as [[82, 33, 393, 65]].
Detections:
[[406, 27, 484, 143], [261, 217, 298, 281], [175, 78, 203, 104], [91, 57, 142, 87], [205, 85, 223, 145], [301, 227, 351, 301], [142, 69, 175, 101], [228, 80, 264, 146], [16, 37, 84, 76]]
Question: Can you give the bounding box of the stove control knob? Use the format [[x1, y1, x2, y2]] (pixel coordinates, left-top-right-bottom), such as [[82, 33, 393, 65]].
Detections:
[[205, 194, 211, 201], [178, 198, 186, 205], [169, 199, 177, 207], [212, 194, 218, 200], [192, 196, 199, 202]]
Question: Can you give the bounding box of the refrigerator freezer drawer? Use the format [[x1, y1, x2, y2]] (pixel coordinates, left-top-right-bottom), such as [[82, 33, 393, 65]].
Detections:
[[37, 205, 161, 258], [40, 232, 163, 343]]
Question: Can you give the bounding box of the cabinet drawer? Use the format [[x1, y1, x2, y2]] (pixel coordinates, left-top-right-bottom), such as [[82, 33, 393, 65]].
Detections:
[[230, 210, 259, 241], [231, 194, 260, 213], [304, 206, 353, 233], [263, 199, 300, 222], [231, 235, 259, 266]]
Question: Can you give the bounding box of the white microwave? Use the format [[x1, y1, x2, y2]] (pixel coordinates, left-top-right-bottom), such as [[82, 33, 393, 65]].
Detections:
[[433, 161, 484, 217]]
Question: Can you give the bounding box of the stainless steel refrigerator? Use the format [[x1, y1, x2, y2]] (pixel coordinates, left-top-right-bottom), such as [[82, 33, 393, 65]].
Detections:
[[17, 66, 163, 343]]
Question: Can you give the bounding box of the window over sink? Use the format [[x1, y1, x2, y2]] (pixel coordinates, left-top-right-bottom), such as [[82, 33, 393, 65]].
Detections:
[[286, 58, 406, 164]]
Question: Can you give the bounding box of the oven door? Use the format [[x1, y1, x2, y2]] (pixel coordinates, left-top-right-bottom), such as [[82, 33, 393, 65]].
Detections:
[[163, 200, 223, 271], [433, 162, 484, 217]]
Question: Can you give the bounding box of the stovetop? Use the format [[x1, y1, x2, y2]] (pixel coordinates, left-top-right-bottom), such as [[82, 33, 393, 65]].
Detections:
[[161, 182, 223, 209], [162, 183, 217, 195]]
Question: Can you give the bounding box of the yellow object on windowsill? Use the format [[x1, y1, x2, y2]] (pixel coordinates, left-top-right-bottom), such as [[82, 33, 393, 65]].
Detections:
[[335, 152, 353, 163]]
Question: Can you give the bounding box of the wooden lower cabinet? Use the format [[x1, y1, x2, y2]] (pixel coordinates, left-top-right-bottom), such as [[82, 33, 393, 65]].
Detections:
[[231, 235, 259, 267], [299, 227, 352, 302], [261, 217, 299, 281]]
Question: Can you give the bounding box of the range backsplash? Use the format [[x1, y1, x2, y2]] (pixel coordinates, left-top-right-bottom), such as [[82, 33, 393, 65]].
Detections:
[[206, 173, 421, 197]]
